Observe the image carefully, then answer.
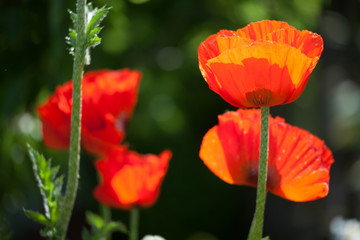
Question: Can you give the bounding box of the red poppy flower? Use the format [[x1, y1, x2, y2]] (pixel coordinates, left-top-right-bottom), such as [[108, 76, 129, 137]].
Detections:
[[198, 20, 323, 108], [38, 69, 141, 154], [93, 146, 172, 209], [199, 109, 334, 202]]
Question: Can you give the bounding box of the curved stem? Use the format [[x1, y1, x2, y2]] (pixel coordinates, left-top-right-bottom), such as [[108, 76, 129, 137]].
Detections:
[[129, 207, 140, 240], [247, 107, 270, 240], [55, 0, 87, 239]]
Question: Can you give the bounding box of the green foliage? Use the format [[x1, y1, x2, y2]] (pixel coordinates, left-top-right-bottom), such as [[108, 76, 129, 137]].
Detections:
[[86, 5, 108, 35], [262, 237, 270, 240], [24, 144, 64, 238], [82, 211, 128, 240], [0, 220, 13, 240], [128, 0, 150, 4], [0, 232, 12, 240], [66, 3, 110, 55], [85, 4, 110, 49], [66, 9, 78, 55]]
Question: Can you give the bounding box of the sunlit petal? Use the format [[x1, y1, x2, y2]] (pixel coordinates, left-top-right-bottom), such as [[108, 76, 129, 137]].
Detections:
[[94, 146, 171, 209], [200, 109, 334, 202], [198, 20, 323, 108]]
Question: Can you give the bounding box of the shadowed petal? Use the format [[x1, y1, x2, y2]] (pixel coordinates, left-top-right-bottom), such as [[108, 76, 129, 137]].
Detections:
[[199, 109, 334, 202], [37, 69, 141, 155]]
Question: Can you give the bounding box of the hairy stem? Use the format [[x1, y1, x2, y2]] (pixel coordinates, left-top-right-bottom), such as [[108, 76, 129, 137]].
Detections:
[[55, 0, 87, 239], [247, 107, 270, 240]]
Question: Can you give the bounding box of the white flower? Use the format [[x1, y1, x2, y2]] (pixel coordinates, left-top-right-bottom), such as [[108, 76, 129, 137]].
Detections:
[[330, 216, 360, 240], [141, 235, 166, 240]]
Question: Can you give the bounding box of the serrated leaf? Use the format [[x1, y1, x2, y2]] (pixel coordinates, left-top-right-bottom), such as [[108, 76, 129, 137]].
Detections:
[[51, 176, 63, 224], [26, 144, 63, 229], [86, 6, 109, 35], [53, 176, 64, 200], [27, 144, 52, 217], [50, 166, 60, 180], [88, 27, 102, 38], [67, 4, 109, 60], [87, 36, 101, 48], [24, 209, 50, 225], [84, 5, 110, 51]]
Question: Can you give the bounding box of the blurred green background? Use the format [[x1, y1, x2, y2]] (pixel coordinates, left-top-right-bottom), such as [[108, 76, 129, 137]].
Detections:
[[1, 0, 360, 239]]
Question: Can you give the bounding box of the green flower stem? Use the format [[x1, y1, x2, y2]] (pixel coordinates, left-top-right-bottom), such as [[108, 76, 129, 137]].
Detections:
[[55, 0, 87, 239], [129, 207, 140, 240], [97, 173, 112, 238], [100, 203, 112, 240], [247, 107, 270, 240], [101, 204, 111, 224]]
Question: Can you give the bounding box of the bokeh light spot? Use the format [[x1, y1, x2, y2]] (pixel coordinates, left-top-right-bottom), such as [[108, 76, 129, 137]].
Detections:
[[156, 47, 184, 71]]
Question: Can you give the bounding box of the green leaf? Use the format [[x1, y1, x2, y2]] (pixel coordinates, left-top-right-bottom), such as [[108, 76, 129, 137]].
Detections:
[[87, 36, 101, 48], [128, 0, 150, 4], [90, 222, 128, 240], [86, 6, 110, 35], [40, 226, 57, 238], [262, 237, 271, 240], [85, 5, 110, 49], [86, 211, 104, 230], [25, 144, 64, 235], [67, 3, 109, 60], [100, 221, 128, 235], [24, 209, 50, 225], [27, 144, 52, 217], [68, 9, 78, 26], [66, 9, 78, 54], [83, 211, 128, 240]]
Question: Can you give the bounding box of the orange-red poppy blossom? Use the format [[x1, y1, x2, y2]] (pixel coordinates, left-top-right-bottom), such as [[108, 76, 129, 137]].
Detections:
[[38, 69, 141, 155], [93, 146, 172, 209], [199, 109, 334, 202], [198, 20, 323, 108]]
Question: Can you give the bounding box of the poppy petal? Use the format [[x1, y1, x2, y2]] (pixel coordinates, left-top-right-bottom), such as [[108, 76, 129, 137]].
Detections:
[[199, 109, 334, 202], [198, 30, 238, 93], [94, 146, 172, 209], [38, 82, 73, 149], [37, 69, 141, 155], [235, 20, 294, 40], [206, 43, 313, 107], [264, 28, 323, 59], [198, 20, 323, 108]]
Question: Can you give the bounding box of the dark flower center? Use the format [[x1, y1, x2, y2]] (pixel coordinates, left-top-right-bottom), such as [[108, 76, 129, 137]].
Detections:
[[246, 88, 273, 107], [247, 164, 280, 191]]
